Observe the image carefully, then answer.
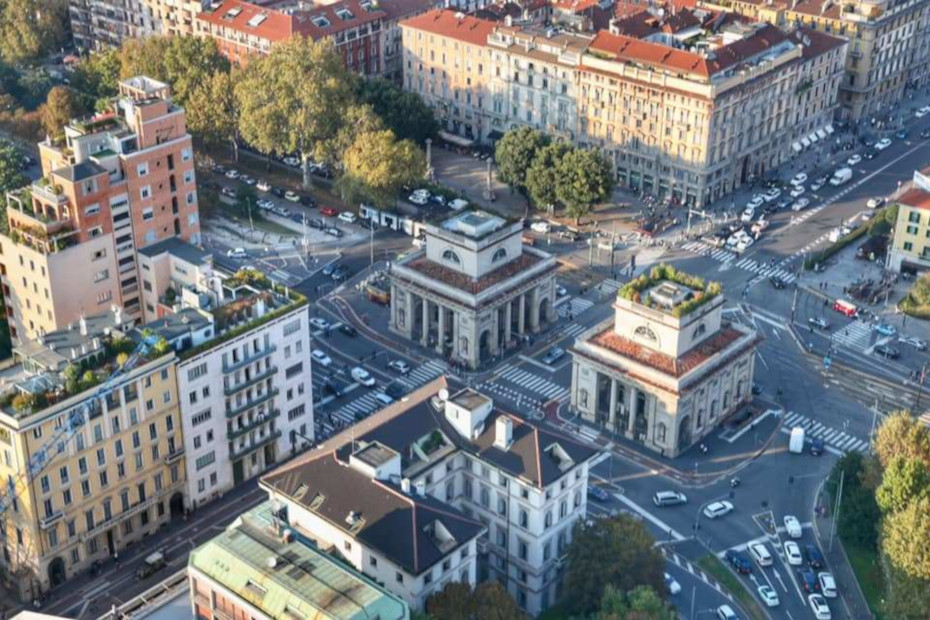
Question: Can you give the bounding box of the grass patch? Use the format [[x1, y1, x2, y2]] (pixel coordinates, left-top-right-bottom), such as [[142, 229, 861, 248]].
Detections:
[[845, 541, 885, 619], [803, 222, 868, 270], [696, 555, 767, 620], [899, 294, 930, 320]]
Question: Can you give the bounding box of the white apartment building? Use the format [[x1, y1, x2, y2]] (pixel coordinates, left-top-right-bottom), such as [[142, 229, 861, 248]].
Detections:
[[261, 378, 597, 616]]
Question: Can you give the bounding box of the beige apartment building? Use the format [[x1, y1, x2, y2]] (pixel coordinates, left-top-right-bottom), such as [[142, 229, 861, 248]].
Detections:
[[400, 9, 845, 207], [0, 310, 185, 601], [2, 76, 200, 343], [144, 0, 209, 37], [888, 167, 930, 273]]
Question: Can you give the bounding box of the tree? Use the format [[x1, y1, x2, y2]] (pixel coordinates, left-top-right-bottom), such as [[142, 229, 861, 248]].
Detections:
[[555, 147, 614, 224], [881, 562, 930, 620], [317, 104, 384, 170], [357, 77, 438, 145], [873, 411, 930, 470], [877, 456, 930, 514], [0, 139, 27, 195], [0, 0, 68, 65], [71, 48, 122, 104], [342, 129, 426, 206], [41, 86, 84, 140], [830, 451, 881, 548], [908, 273, 930, 307], [882, 496, 930, 579], [235, 37, 355, 187], [597, 584, 676, 620], [525, 142, 571, 212], [424, 581, 524, 620], [495, 127, 549, 195], [119, 36, 229, 108], [564, 514, 665, 614], [185, 71, 239, 158]]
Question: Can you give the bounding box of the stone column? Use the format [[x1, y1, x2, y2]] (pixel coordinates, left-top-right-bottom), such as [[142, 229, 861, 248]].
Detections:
[[452, 312, 460, 359], [608, 378, 619, 428], [436, 306, 446, 355], [390, 284, 398, 330], [627, 388, 637, 435], [405, 292, 414, 339], [504, 301, 512, 346], [529, 288, 540, 332], [490, 308, 500, 355], [421, 298, 430, 346], [517, 294, 526, 334]]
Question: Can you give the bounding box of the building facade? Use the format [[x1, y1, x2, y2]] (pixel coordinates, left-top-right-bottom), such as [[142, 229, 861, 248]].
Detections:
[[389, 210, 558, 370], [144, 0, 211, 37], [570, 269, 759, 458], [69, 0, 156, 50], [0, 311, 185, 601], [188, 502, 410, 620], [262, 378, 597, 615], [888, 167, 930, 272], [2, 77, 200, 343]]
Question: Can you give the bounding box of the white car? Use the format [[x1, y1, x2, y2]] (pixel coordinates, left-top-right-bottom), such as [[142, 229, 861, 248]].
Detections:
[[664, 573, 681, 595], [791, 172, 808, 186], [740, 208, 756, 223], [783, 515, 803, 539], [351, 367, 376, 387], [811, 179, 826, 192], [408, 190, 430, 205], [818, 572, 837, 598], [792, 197, 810, 211], [751, 218, 770, 234], [736, 236, 754, 252], [256, 180, 271, 192], [746, 196, 764, 210], [309, 317, 330, 331], [784, 540, 803, 565], [703, 500, 734, 519], [808, 594, 831, 620], [715, 604, 738, 620], [901, 336, 928, 351], [388, 360, 411, 375], [749, 543, 773, 566], [763, 188, 781, 202], [917, 107, 930, 118], [531, 221, 551, 233], [283, 156, 300, 167], [758, 585, 779, 608], [226, 247, 247, 259], [338, 212, 358, 224], [311, 349, 332, 367], [240, 175, 256, 186], [847, 154, 862, 166], [449, 198, 469, 210], [224, 169, 240, 179], [285, 191, 301, 203], [374, 392, 394, 406], [875, 138, 892, 151], [790, 185, 806, 198]]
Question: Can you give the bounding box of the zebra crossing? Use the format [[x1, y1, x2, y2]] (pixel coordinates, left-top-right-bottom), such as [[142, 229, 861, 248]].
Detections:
[[557, 297, 594, 319], [681, 240, 798, 284], [782, 411, 869, 454], [563, 322, 589, 339], [599, 279, 624, 295], [396, 359, 448, 392], [829, 320, 874, 350], [496, 364, 569, 402], [682, 241, 736, 264]]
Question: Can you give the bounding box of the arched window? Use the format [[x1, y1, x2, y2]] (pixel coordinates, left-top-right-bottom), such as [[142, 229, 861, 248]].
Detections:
[[723, 391, 730, 409], [710, 400, 718, 419], [492, 248, 507, 262], [693, 323, 707, 340], [634, 325, 658, 343], [736, 380, 744, 399], [656, 422, 667, 444], [442, 249, 461, 264], [696, 408, 704, 428]]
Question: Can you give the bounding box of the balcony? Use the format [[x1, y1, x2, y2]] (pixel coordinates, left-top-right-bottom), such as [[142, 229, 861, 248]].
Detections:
[[223, 366, 277, 397], [227, 409, 280, 440], [163, 448, 185, 465], [225, 388, 279, 419], [229, 429, 281, 460], [79, 481, 183, 542], [40, 511, 64, 530], [30, 181, 68, 206], [222, 345, 276, 374]]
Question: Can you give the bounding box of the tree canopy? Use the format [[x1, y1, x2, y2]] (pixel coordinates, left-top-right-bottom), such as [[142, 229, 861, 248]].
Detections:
[[357, 77, 438, 145], [876, 456, 930, 514], [41, 86, 84, 140], [555, 147, 614, 224], [0, 139, 27, 197], [342, 129, 425, 206], [495, 127, 549, 194], [0, 0, 68, 65], [563, 514, 666, 614], [595, 584, 677, 620], [185, 71, 238, 151], [424, 581, 525, 620], [882, 496, 930, 580], [873, 411, 930, 470], [525, 142, 571, 211]]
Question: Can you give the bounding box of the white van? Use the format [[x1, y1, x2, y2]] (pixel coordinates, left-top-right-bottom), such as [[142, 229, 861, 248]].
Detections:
[[789, 426, 805, 453], [749, 543, 773, 566], [653, 491, 687, 507]]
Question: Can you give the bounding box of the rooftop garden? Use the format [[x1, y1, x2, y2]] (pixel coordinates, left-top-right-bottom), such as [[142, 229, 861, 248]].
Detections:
[[619, 264, 722, 318]]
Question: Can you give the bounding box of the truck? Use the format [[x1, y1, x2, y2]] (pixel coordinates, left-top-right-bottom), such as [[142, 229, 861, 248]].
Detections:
[[830, 167, 853, 186], [137, 551, 166, 579], [789, 426, 806, 454]]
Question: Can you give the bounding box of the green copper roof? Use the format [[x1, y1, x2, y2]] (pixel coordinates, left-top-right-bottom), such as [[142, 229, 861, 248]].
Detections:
[[188, 502, 409, 620]]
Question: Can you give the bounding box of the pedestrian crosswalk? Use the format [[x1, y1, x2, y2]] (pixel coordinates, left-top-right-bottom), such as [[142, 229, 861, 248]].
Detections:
[[599, 279, 624, 295], [829, 320, 873, 350], [563, 322, 589, 339], [396, 360, 448, 392], [782, 411, 869, 453], [680, 241, 797, 283], [496, 364, 569, 402], [733, 257, 797, 284], [557, 297, 594, 319], [682, 241, 736, 263]]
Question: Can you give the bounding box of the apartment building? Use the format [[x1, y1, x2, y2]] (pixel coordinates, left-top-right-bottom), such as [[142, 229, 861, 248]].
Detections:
[[196, 0, 386, 75], [888, 167, 930, 273], [69, 0, 156, 50], [262, 378, 597, 615], [381, 0, 446, 83], [401, 9, 845, 207], [144, 0, 211, 37], [189, 502, 410, 620], [0, 310, 185, 601], [1, 77, 200, 343], [132, 244, 313, 509]]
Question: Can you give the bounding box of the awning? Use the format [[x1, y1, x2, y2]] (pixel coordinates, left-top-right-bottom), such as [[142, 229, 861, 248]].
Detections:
[[816, 128, 827, 139], [792, 142, 803, 153], [801, 137, 811, 147], [438, 130, 475, 148], [825, 124, 835, 134], [486, 130, 505, 141], [808, 132, 819, 143]]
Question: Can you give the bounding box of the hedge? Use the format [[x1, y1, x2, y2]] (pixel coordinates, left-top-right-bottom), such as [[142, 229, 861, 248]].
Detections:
[[803, 223, 869, 270]]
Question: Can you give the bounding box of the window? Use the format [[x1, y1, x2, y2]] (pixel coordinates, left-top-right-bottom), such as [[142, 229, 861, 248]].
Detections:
[[283, 320, 301, 336], [181, 148, 192, 162], [396, 572, 404, 583], [442, 249, 461, 264], [142, 207, 154, 221], [186, 191, 196, 206], [196, 451, 216, 470], [187, 363, 207, 381], [137, 163, 149, 177], [369, 556, 378, 567], [492, 248, 507, 262], [85, 204, 101, 216], [192, 410, 211, 426], [140, 186, 151, 200]]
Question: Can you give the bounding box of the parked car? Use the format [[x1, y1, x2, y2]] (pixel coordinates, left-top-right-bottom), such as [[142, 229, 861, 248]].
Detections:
[[791, 172, 808, 186], [785, 541, 803, 565], [587, 485, 609, 502], [320, 206, 338, 217], [784, 515, 803, 538], [897, 129, 908, 140], [901, 336, 927, 351], [808, 594, 831, 620], [325, 227, 344, 238], [541, 347, 565, 365], [311, 349, 332, 367], [921, 129, 930, 139], [866, 197, 884, 208], [847, 154, 862, 166], [874, 344, 900, 359], [136, 552, 166, 580], [388, 360, 411, 375], [863, 148, 879, 160], [351, 367, 376, 387], [758, 585, 779, 608], [224, 169, 240, 179], [703, 500, 734, 519], [805, 544, 826, 569], [220, 186, 238, 198], [284, 191, 301, 203], [300, 194, 317, 207], [338, 211, 358, 224], [256, 198, 274, 211], [226, 247, 247, 259], [531, 221, 551, 233], [408, 190, 430, 205], [875, 137, 892, 151], [270, 186, 285, 198], [256, 180, 271, 192], [724, 550, 753, 574], [449, 198, 469, 210]]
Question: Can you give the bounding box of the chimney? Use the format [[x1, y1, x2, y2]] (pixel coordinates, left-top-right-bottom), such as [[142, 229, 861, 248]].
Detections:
[[505, 14, 513, 26], [79, 314, 87, 336], [401, 478, 412, 494], [495, 416, 513, 450], [414, 479, 426, 496]]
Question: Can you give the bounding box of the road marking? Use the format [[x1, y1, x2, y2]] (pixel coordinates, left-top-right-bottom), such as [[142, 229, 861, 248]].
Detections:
[[725, 409, 778, 443], [612, 493, 685, 541]]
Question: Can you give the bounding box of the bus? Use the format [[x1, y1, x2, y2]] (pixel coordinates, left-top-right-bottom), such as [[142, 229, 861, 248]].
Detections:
[[833, 299, 858, 318]]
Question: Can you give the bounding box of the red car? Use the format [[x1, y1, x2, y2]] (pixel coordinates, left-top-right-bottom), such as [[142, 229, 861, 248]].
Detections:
[[320, 206, 338, 217]]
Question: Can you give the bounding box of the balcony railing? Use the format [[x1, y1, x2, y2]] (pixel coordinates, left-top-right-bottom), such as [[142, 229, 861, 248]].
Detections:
[[227, 409, 280, 440], [79, 481, 182, 542], [30, 182, 68, 206], [229, 429, 281, 460], [225, 388, 279, 419], [40, 511, 64, 530], [163, 448, 185, 465], [223, 366, 277, 397], [222, 345, 276, 374]]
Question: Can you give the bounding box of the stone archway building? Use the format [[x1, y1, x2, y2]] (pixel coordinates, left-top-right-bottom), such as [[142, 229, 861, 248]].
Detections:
[[389, 210, 558, 370]]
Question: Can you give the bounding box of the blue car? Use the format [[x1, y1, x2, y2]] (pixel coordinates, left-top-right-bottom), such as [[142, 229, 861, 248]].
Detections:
[[587, 485, 609, 502], [897, 129, 908, 140], [724, 550, 753, 574], [874, 323, 897, 337]]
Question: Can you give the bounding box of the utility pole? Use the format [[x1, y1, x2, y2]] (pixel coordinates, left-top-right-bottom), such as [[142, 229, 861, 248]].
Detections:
[[247, 197, 254, 237], [829, 469, 844, 552], [915, 362, 927, 412], [369, 220, 375, 272], [690, 585, 697, 620], [790, 285, 799, 323]]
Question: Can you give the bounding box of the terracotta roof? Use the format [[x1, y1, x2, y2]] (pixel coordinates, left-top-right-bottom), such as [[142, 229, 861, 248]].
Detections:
[[378, 0, 440, 21], [197, 0, 296, 42], [399, 9, 498, 45], [787, 0, 843, 19], [611, 8, 701, 38], [405, 251, 544, 294], [899, 187, 930, 210], [588, 325, 746, 378], [552, 0, 601, 12], [791, 26, 847, 59], [294, 0, 387, 38]]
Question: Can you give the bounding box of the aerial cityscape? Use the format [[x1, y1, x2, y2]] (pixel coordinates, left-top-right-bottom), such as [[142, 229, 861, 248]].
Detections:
[[0, 0, 929, 618]]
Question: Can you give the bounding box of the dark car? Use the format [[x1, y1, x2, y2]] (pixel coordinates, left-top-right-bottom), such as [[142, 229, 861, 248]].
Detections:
[[339, 324, 357, 337], [290, 213, 304, 223], [211, 163, 227, 174], [300, 194, 317, 207], [307, 218, 324, 229], [751, 382, 763, 396], [805, 544, 826, 569], [323, 379, 350, 397], [897, 129, 908, 140], [860, 136, 875, 148], [587, 485, 609, 502], [863, 148, 879, 160], [331, 265, 350, 281], [384, 380, 408, 400], [776, 197, 793, 210], [810, 437, 825, 456], [799, 569, 819, 592], [322, 263, 337, 276], [270, 186, 285, 198], [874, 344, 900, 359], [921, 129, 930, 139], [769, 276, 786, 290], [724, 550, 753, 575], [325, 227, 344, 239]]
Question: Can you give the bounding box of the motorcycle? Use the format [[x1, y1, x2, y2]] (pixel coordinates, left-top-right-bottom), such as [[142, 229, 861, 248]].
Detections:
[[730, 477, 741, 488]]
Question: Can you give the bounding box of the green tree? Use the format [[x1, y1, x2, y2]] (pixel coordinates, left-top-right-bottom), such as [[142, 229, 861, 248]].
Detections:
[[71, 48, 122, 103], [495, 127, 549, 196], [185, 71, 239, 158], [881, 562, 930, 620], [41, 86, 84, 140], [317, 104, 384, 171], [356, 77, 438, 145], [424, 581, 524, 620], [877, 456, 930, 514], [830, 451, 881, 548], [564, 514, 665, 614], [0, 139, 27, 196], [873, 411, 930, 470], [883, 496, 930, 579], [555, 147, 614, 224], [597, 584, 676, 620], [342, 129, 426, 206], [908, 273, 930, 307], [235, 37, 355, 187], [0, 0, 68, 65], [525, 142, 571, 212], [119, 36, 229, 108]]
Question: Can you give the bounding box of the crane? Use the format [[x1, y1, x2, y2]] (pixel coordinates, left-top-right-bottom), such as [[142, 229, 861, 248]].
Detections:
[[0, 334, 159, 518]]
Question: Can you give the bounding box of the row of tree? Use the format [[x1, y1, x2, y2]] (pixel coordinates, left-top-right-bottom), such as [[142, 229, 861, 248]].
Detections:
[[0, 0, 68, 66], [495, 126, 614, 224]]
